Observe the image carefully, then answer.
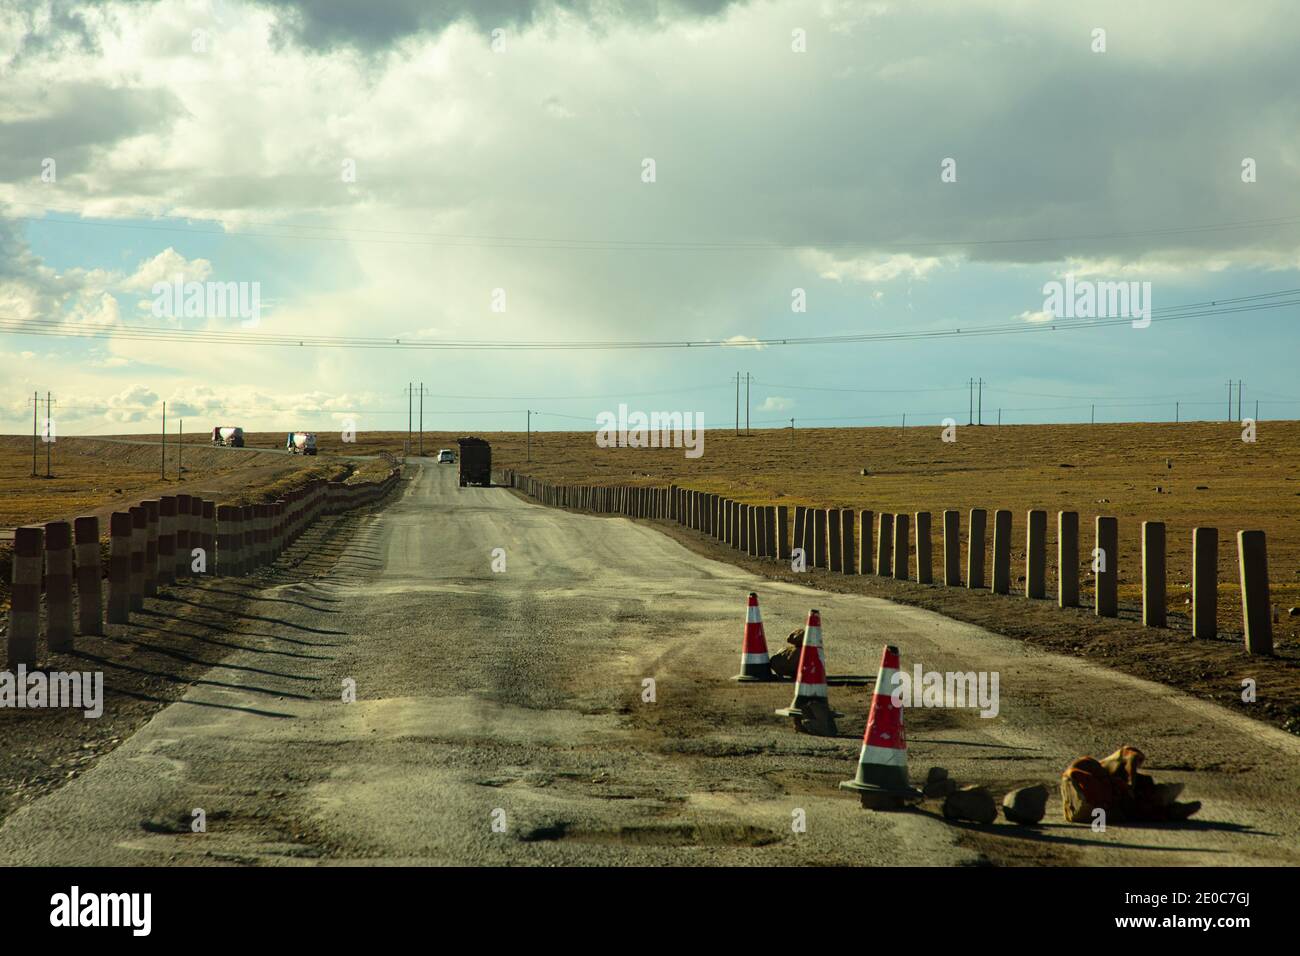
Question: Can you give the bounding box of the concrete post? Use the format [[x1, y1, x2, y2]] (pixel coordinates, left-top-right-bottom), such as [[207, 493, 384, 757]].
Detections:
[[877, 513, 893, 577], [8, 527, 43, 666], [158, 496, 177, 586], [175, 494, 192, 579], [107, 512, 132, 624], [1095, 516, 1118, 617], [777, 505, 791, 560], [792, 507, 806, 559], [893, 513, 909, 581], [915, 511, 932, 584], [1142, 521, 1167, 627], [738, 504, 749, 553], [967, 509, 987, 590], [1192, 527, 1217, 638], [841, 509, 856, 574], [859, 510, 874, 575], [1237, 530, 1273, 656], [750, 506, 761, 557], [202, 500, 215, 570], [74, 516, 103, 636], [258, 504, 271, 566], [1026, 509, 1047, 599], [765, 506, 777, 559], [216, 505, 235, 576], [44, 521, 74, 653], [242, 505, 256, 572], [801, 507, 815, 566], [143, 500, 159, 596], [943, 510, 960, 586], [991, 509, 1012, 595], [129, 506, 146, 610], [813, 508, 828, 569], [193, 497, 207, 567], [273, 501, 285, 558], [1057, 511, 1079, 607], [827, 509, 843, 572]]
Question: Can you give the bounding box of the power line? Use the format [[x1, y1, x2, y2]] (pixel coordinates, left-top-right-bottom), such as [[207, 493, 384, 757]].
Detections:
[[3, 289, 1298, 352]]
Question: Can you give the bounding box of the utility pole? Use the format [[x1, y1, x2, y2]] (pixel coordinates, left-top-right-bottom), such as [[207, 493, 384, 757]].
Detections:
[[44, 391, 54, 478], [901, 413, 906, 432], [1226, 380, 1233, 421], [968, 378, 973, 425], [31, 391, 37, 477], [977, 378, 983, 426], [178, 419, 183, 480], [998, 408, 1002, 427], [1175, 401, 1179, 423], [745, 373, 750, 435], [161, 401, 167, 479], [1255, 399, 1259, 421], [407, 382, 412, 455], [419, 382, 424, 456], [1238, 380, 1244, 421], [1091, 404, 1095, 425], [735, 373, 740, 435], [526, 410, 532, 463], [789, 417, 794, 449]]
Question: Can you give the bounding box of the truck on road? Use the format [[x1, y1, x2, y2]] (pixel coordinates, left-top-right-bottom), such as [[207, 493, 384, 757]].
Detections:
[[286, 432, 318, 455], [211, 426, 245, 447], [456, 437, 491, 487]]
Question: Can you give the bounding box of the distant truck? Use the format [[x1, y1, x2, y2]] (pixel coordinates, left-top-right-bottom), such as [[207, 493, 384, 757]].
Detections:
[[456, 437, 491, 487], [211, 426, 245, 447], [286, 432, 318, 456]]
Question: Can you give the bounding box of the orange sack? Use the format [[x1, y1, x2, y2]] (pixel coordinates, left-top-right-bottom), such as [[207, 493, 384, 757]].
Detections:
[[1060, 745, 1201, 824]]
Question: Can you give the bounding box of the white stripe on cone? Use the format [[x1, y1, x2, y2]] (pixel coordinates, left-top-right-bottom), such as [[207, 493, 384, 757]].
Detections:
[[858, 744, 908, 767]]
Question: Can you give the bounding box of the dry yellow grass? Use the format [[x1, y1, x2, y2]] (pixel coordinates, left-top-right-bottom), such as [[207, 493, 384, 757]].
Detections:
[[480, 420, 1300, 645]]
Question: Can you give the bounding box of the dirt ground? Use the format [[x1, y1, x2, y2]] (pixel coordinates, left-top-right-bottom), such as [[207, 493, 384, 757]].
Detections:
[[485, 420, 1300, 738], [5, 421, 1297, 737], [0, 487, 385, 830]]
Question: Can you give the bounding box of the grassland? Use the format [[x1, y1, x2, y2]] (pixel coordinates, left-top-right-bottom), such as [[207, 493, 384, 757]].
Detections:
[[4, 420, 1297, 643]]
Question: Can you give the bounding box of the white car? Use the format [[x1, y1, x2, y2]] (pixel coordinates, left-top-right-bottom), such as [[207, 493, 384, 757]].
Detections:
[[436, 449, 455, 463]]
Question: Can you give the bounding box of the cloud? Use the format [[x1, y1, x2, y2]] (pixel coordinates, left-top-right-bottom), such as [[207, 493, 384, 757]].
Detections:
[[103, 382, 160, 422], [722, 335, 766, 349], [758, 395, 791, 412], [1, 0, 1299, 432], [121, 248, 214, 294], [801, 251, 949, 284], [253, 0, 745, 52]]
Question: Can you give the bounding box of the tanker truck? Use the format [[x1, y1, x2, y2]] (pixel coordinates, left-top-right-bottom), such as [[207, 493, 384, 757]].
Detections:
[[286, 432, 318, 455], [211, 425, 245, 448]]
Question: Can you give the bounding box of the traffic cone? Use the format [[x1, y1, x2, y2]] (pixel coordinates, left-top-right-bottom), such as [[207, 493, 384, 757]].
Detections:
[[733, 592, 777, 682], [775, 609, 842, 735], [840, 644, 921, 808]]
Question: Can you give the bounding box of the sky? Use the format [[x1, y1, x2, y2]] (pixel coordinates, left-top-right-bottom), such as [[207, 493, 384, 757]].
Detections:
[[1, 0, 1299, 437]]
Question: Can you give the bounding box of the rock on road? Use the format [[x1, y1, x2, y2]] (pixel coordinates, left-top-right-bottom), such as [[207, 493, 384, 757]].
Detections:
[[3, 463, 1298, 866]]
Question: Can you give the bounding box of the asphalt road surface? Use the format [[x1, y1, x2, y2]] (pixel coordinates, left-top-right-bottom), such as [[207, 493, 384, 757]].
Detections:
[[3, 462, 1298, 865]]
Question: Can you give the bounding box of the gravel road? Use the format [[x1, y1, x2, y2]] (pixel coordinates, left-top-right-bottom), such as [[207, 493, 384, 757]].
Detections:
[[3, 462, 1297, 865]]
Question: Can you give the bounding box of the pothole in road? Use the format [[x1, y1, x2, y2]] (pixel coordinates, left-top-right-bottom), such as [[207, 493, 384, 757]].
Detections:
[[518, 821, 782, 847]]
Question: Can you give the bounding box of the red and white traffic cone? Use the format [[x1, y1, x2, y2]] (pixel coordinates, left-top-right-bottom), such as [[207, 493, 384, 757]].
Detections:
[[775, 609, 841, 735], [733, 592, 776, 682], [840, 644, 921, 808]]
